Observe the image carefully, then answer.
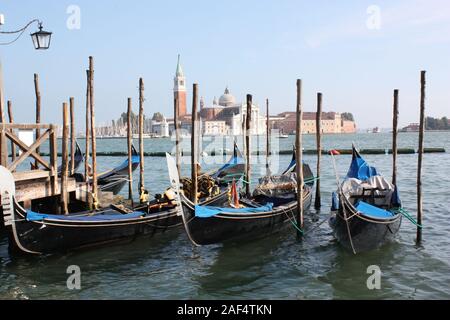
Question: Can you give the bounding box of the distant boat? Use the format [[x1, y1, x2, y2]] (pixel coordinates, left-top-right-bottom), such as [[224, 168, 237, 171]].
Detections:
[[367, 127, 381, 133], [278, 134, 289, 139]]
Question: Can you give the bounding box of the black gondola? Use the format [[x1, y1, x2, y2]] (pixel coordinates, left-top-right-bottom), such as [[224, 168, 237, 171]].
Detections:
[[282, 145, 315, 187], [169, 153, 313, 246], [0, 145, 244, 254], [209, 141, 245, 186], [94, 144, 140, 194], [329, 146, 402, 254], [57, 141, 84, 175]]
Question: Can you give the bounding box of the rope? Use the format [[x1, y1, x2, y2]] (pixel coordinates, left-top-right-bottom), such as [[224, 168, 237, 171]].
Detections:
[[392, 207, 423, 228], [330, 153, 357, 254], [282, 206, 304, 234]]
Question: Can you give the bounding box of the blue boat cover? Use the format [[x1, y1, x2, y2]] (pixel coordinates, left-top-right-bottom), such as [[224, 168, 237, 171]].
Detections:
[[346, 148, 378, 180], [355, 201, 394, 219], [26, 210, 145, 222], [194, 203, 273, 218]]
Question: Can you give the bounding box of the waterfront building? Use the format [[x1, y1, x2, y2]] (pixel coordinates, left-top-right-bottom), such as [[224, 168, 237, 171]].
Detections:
[[271, 111, 356, 134], [151, 116, 170, 137], [199, 87, 267, 136]]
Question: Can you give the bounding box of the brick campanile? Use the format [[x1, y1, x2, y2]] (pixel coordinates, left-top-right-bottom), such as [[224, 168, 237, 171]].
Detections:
[[174, 55, 187, 117]]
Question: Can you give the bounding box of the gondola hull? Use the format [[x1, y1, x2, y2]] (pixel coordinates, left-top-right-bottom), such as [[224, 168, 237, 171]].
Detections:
[[180, 189, 312, 245], [8, 202, 182, 255], [329, 208, 402, 253], [5, 188, 229, 255]]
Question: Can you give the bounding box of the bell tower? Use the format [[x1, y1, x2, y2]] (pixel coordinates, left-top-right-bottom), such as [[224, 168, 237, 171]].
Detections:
[[174, 55, 187, 117]]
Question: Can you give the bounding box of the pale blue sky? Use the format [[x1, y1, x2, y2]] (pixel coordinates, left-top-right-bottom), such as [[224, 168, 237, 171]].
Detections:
[[1, 0, 449, 130]]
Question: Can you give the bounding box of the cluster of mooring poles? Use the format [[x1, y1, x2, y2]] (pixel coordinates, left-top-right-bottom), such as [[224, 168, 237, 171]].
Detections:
[[0, 56, 148, 214], [0, 62, 427, 243], [181, 71, 426, 242]]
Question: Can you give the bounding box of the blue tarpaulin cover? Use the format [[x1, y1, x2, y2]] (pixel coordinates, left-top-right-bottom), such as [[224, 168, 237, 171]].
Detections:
[[355, 201, 394, 219], [194, 203, 274, 218], [346, 148, 378, 180], [26, 210, 145, 222]]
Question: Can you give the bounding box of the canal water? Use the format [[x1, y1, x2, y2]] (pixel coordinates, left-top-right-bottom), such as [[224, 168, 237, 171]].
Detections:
[[0, 132, 449, 299]]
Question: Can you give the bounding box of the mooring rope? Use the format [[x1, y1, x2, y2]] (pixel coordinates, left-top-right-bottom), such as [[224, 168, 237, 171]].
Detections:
[[330, 153, 357, 254], [392, 207, 423, 228], [283, 206, 304, 234]]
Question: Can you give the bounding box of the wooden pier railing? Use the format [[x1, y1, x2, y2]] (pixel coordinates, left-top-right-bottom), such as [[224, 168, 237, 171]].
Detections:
[[0, 123, 58, 192]]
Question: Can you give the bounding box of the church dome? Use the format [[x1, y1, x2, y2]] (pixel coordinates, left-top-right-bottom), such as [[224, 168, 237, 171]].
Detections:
[[218, 87, 236, 107]]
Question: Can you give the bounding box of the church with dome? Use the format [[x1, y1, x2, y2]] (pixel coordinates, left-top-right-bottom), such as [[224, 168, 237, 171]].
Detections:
[[150, 56, 356, 137], [198, 86, 267, 136]]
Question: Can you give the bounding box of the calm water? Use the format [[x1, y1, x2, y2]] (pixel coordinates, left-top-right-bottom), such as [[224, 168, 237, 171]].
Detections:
[[1, 132, 449, 299]]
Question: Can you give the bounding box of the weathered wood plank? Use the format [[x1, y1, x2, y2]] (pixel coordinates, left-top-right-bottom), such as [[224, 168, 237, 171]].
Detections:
[[61, 102, 69, 214], [1, 123, 51, 130], [34, 73, 41, 170], [15, 177, 77, 202], [13, 170, 52, 181]]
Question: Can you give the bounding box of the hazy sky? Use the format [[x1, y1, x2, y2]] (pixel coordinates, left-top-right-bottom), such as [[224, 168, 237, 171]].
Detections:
[[1, 0, 449, 130]]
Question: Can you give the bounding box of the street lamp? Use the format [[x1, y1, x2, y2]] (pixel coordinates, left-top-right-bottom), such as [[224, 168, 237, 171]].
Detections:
[[0, 16, 52, 123], [30, 22, 52, 50], [0, 18, 52, 50]]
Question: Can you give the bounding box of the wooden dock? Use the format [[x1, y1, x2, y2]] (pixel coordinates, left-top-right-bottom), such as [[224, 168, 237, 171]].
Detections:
[[0, 122, 85, 208]]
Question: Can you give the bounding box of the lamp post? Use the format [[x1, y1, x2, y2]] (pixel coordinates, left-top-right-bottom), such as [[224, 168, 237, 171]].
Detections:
[[0, 16, 52, 121]]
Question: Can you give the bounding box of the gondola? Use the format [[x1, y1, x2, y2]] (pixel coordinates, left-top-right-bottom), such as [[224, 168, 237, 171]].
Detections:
[[0, 144, 245, 254], [179, 141, 245, 205], [282, 146, 315, 187], [86, 144, 140, 195], [168, 153, 313, 246], [1, 167, 232, 255], [329, 146, 402, 254], [57, 141, 84, 175], [209, 141, 245, 186], [1, 142, 85, 231]]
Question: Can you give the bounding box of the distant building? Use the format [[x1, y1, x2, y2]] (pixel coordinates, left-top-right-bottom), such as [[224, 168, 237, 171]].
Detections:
[[203, 120, 228, 136], [401, 123, 420, 132], [151, 116, 169, 137], [342, 120, 357, 133], [174, 55, 187, 117], [199, 87, 266, 135], [271, 112, 356, 134], [161, 57, 356, 137]]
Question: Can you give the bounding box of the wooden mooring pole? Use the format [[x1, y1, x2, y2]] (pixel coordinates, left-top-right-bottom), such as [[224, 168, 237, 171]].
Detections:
[[295, 79, 304, 235], [0, 60, 4, 164], [138, 78, 145, 202], [314, 92, 322, 209], [61, 102, 69, 214], [7, 100, 16, 162], [89, 57, 98, 208], [34, 73, 41, 170], [174, 95, 181, 177], [392, 89, 399, 186], [266, 98, 270, 175], [85, 70, 91, 184], [245, 94, 252, 197], [70, 97, 75, 175], [417, 71, 426, 244], [127, 97, 133, 205], [191, 83, 199, 203]]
